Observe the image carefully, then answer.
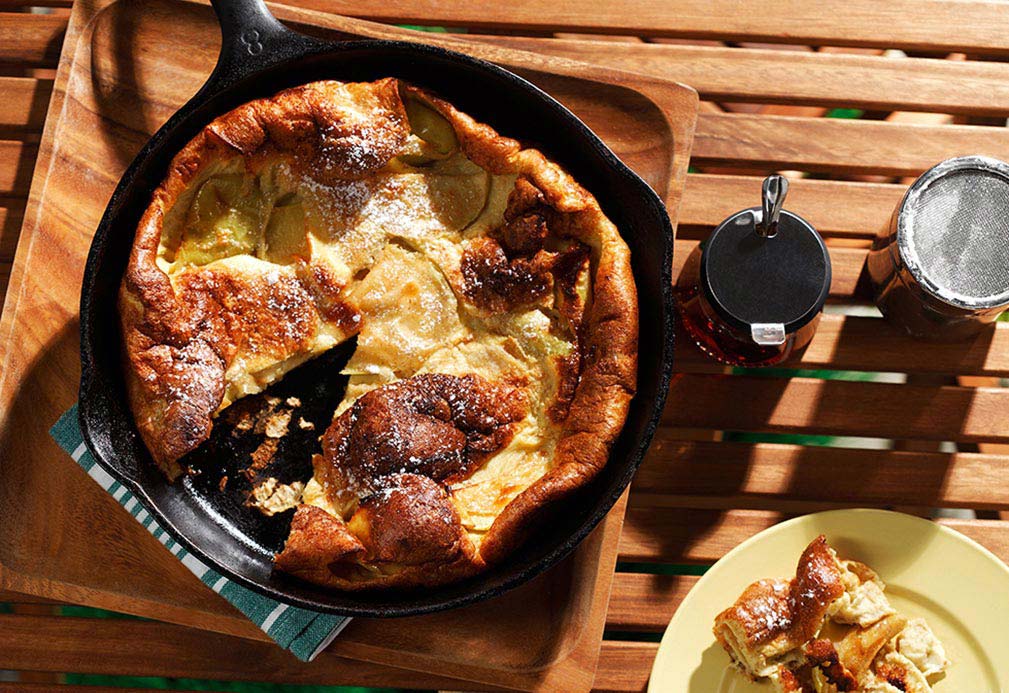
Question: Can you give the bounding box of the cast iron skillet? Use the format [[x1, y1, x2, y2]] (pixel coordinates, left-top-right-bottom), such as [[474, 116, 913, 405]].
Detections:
[[78, 0, 676, 617]]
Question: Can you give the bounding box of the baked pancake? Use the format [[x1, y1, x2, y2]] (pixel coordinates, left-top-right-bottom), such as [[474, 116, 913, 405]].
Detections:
[[119, 78, 637, 589], [713, 536, 949, 692]]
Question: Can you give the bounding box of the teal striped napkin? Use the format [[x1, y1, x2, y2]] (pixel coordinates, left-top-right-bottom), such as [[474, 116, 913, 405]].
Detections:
[[50, 405, 351, 661]]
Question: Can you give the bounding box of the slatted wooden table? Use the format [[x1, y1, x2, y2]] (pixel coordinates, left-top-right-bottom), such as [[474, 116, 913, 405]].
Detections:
[[2, 1, 1009, 691]]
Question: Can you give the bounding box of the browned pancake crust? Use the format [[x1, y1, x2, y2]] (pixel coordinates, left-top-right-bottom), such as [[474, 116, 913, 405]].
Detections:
[[120, 78, 638, 589], [320, 374, 528, 493], [713, 536, 847, 661], [120, 79, 407, 478]]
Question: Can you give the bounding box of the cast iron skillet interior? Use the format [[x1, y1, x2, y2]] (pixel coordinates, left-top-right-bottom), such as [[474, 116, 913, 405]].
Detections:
[[78, 0, 676, 617]]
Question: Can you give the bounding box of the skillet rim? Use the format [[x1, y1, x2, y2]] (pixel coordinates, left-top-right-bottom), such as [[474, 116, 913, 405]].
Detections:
[[78, 37, 676, 617]]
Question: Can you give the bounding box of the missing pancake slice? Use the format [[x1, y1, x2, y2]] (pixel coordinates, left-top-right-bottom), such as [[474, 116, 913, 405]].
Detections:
[[118, 78, 637, 589], [713, 536, 950, 692]]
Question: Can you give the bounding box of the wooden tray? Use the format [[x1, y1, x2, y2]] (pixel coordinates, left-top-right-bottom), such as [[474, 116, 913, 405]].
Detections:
[[0, 1, 696, 690]]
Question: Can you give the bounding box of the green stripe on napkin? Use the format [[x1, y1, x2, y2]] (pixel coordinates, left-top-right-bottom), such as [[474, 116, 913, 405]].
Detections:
[[50, 405, 351, 662]]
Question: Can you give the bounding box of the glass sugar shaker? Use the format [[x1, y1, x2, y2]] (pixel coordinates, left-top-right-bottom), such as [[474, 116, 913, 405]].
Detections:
[[675, 174, 832, 367], [868, 155, 1009, 341]]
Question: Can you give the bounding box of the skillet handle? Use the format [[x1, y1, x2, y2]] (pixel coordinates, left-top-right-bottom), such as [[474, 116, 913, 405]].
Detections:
[[206, 0, 322, 90]]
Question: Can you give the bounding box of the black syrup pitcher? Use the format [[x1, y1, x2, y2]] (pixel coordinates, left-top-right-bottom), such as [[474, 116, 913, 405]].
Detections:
[[676, 174, 832, 367]]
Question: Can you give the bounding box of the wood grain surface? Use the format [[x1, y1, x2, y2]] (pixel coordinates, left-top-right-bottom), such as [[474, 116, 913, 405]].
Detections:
[[680, 174, 903, 237], [673, 311, 1009, 377], [0, 77, 51, 131], [620, 507, 1009, 564], [632, 442, 1009, 509], [250, 0, 1009, 54], [691, 113, 1009, 176], [0, 613, 508, 690], [0, 1, 696, 692], [475, 36, 1009, 115], [1, 0, 1009, 691], [0, 13, 65, 65], [666, 374, 1009, 442], [23, 13, 1009, 114]]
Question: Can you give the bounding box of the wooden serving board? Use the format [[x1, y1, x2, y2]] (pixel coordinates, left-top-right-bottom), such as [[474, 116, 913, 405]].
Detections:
[[0, 1, 696, 690]]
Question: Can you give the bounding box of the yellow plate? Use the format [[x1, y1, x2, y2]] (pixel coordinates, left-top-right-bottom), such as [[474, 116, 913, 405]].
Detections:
[[648, 509, 1009, 692]]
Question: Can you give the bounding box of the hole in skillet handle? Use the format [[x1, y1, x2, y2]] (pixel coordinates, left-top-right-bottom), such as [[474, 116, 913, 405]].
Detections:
[[77, 0, 677, 617]]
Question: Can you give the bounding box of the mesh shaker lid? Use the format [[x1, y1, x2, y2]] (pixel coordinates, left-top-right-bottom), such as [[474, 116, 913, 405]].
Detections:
[[701, 207, 831, 336], [898, 155, 1009, 310]]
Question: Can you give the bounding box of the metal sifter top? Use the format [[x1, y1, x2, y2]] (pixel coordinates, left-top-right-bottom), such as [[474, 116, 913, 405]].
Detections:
[[700, 175, 831, 345], [897, 155, 1009, 310]]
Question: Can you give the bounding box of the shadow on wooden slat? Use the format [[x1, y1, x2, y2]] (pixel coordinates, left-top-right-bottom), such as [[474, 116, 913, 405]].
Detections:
[[0, 201, 25, 260], [0, 142, 40, 305], [0, 13, 67, 69], [853, 250, 876, 299], [40, 12, 68, 67], [0, 201, 21, 304], [625, 370, 795, 565], [752, 325, 1000, 514], [0, 79, 51, 139], [25, 77, 51, 132], [639, 315, 1004, 559], [3, 143, 38, 199]]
